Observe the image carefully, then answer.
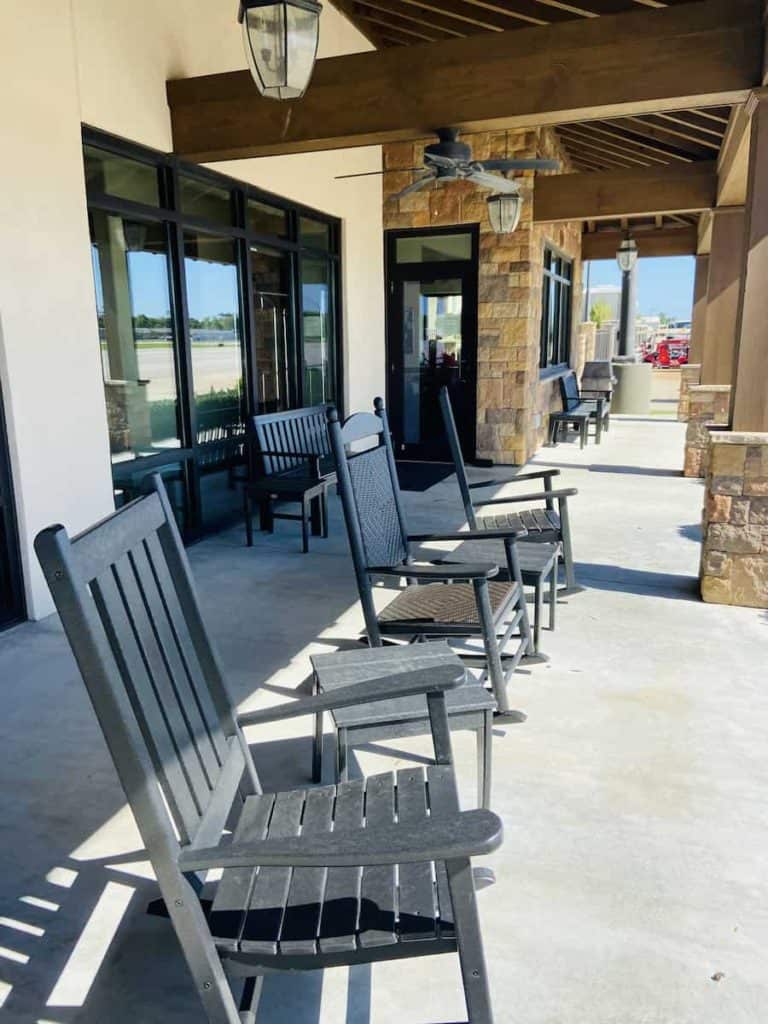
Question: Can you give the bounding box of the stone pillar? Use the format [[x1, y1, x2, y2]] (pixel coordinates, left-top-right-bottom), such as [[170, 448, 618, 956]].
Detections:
[[683, 384, 731, 478], [700, 208, 746, 386], [688, 254, 709, 364], [678, 363, 702, 422], [731, 93, 768, 433], [700, 432, 768, 607]]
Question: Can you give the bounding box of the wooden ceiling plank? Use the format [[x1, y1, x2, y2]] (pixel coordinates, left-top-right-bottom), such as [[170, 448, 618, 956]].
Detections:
[[353, 0, 469, 36], [535, 160, 717, 221], [558, 135, 643, 167], [452, 0, 573, 24], [623, 114, 721, 151], [394, 0, 545, 28], [328, 0, 383, 46], [691, 108, 731, 125], [586, 120, 693, 161], [539, 0, 634, 14], [652, 111, 726, 138], [168, 0, 761, 161], [583, 226, 698, 258], [354, 9, 449, 40], [559, 125, 664, 164]]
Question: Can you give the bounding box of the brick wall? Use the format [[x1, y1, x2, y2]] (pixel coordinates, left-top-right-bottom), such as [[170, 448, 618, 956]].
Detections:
[[678, 364, 702, 422], [383, 127, 582, 465], [683, 385, 731, 477]]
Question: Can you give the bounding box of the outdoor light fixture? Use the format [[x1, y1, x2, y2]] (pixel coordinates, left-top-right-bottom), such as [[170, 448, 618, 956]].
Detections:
[[238, 0, 322, 101], [487, 192, 522, 234], [616, 236, 638, 273]]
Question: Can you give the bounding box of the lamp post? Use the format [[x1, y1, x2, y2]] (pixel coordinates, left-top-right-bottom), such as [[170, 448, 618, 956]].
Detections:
[[238, 0, 322, 101], [616, 237, 638, 359]]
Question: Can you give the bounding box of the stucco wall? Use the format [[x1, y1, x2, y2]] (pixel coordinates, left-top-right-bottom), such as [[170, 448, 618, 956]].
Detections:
[[383, 126, 582, 465], [0, 0, 383, 618]]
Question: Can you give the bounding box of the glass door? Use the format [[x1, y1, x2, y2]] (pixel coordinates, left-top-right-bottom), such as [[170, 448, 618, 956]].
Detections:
[[250, 246, 293, 413], [0, 383, 25, 629], [387, 229, 478, 460]]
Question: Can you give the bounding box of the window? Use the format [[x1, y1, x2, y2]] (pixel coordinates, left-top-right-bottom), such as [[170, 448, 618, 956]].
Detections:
[[540, 246, 573, 369], [83, 128, 342, 538]]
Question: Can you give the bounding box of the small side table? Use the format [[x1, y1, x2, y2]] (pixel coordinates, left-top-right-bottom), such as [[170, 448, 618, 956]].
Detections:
[[310, 642, 496, 808], [518, 543, 560, 652]]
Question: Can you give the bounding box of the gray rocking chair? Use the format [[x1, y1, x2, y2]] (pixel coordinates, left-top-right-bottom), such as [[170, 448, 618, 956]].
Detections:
[[328, 401, 533, 720], [439, 386, 583, 595], [35, 477, 503, 1024]]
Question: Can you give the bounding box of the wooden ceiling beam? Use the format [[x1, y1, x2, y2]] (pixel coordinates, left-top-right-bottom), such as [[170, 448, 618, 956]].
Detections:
[[583, 225, 698, 258], [353, 9, 451, 40], [652, 110, 727, 138], [535, 160, 717, 221], [448, 0, 573, 24], [585, 120, 693, 160], [327, 0, 382, 46], [620, 115, 721, 153], [690, 108, 731, 125], [393, 0, 544, 28], [168, 0, 761, 161], [558, 136, 643, 167]]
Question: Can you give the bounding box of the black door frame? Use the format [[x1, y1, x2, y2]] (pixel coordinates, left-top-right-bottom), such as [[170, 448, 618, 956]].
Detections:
[[0, 381, 26, 630], [385, 224, 479, 460]]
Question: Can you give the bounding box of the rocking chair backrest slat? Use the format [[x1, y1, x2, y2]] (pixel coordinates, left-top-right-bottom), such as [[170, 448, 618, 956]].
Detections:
[[35, 481, 257, 849], [560, 372, 581, 411], [438, 387, 479, 531], [252, 404, 330, 477]]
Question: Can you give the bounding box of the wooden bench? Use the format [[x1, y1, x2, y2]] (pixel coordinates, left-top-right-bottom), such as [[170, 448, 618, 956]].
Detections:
[[549, 371, 611, 448], [244, 404, 337, 552]]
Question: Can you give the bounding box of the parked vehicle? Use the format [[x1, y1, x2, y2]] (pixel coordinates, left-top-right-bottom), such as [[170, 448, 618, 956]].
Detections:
[[643, 337, 690, 367]]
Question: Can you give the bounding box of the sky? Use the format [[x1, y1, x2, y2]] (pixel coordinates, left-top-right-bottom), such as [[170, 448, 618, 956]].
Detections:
[[585, 255, 695, 321]]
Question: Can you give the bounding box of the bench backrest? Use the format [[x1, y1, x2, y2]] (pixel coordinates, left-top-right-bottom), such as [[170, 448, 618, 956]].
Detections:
[[252, 404, 331, 476], [438, 387, 480, 530], [327, 400, 410, 643], [35, 480, 259, 855], [560, 372, 581, 411]]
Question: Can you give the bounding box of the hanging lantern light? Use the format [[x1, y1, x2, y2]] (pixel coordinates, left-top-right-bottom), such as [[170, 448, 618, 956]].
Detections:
[[238, 1, 322, 101], [487, 192, 522, 235], [616, 236, 638, 273]]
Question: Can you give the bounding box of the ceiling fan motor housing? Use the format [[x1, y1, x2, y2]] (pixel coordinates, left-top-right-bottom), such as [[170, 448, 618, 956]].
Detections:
[[425, 127, 472, 165]]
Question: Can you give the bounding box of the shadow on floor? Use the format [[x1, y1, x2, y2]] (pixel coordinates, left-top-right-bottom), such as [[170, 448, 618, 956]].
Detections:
[[679, 523, 703, 543], [530, 460, 684, 479], [576, 562, 700, 601]]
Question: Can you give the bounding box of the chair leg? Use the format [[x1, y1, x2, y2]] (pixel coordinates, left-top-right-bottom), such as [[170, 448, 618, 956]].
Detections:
[[336, 726, 348, 782], [243, 488, 254, 548], [301, 497, 310, 553], [504, 538, 536, 659], [321, 490, 329, 538], [472, 578, 518, 719], [239, 977, 264, 1024], [447, 857, 495, 1024], [310, 495, 322, 536], [534, 579, 542, 653], [312, 672, 323, 784], [558, 498, 580, 594], [477, 709, 493, 809], [595, 412, 603, 445], [549, 561, 557, 631], [579, 420, 587, 449]]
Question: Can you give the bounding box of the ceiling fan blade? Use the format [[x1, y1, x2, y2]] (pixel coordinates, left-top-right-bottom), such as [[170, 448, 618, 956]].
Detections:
[[425, 152, 458, 170], [395, 173, 437, 198], [466, 170, 520, 193], [335, 168, 422, 180], [480, 158, 561, 172]]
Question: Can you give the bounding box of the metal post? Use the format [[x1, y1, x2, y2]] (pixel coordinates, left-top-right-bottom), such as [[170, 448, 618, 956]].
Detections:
[[618, 262, 638, 360]]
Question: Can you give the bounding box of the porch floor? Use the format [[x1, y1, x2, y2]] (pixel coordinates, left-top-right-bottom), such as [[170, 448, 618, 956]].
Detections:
[[2, 391, 767, 1022]]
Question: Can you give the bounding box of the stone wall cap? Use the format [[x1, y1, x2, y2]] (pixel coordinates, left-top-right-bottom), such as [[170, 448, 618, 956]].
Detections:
[[681, 363, 702, 371], [689, 384, 732, 393], [710, 431, 768, 444]]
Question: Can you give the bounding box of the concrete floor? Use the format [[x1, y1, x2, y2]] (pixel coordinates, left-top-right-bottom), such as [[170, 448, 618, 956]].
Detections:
[[2, 378, 768, 1023]]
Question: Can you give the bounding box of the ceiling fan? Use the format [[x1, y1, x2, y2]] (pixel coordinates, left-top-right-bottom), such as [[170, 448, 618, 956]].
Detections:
[[337, 127, 560, 199]]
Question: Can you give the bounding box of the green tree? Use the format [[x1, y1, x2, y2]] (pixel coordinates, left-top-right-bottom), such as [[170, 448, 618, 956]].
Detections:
[[658, 312, 670, 326], [589, 301, 613, 328]]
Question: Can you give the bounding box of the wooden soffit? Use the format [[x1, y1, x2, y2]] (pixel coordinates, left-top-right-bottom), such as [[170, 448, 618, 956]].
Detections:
[[167, 0, 761, 161], [582, 225, 698, 258]]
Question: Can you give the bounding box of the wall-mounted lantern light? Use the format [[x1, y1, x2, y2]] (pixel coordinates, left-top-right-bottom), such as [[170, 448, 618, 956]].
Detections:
[[616, 236, 638, 273], [238, 1, 322, 101], [487, 192, 522, 235]]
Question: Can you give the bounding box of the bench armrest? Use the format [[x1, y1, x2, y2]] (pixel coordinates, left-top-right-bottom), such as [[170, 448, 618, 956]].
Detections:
[[475, 488, 577, 505], [371, 561, 499, 580], [178, 808, 504, 871], [237, 664, 464, 728], [408, 529, 528, 544]]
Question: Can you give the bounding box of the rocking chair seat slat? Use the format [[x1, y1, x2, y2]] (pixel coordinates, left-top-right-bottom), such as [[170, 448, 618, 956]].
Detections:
[[479, 507, 560, 538], [379, 580, 517, 628], [206, 771, 466, 957]]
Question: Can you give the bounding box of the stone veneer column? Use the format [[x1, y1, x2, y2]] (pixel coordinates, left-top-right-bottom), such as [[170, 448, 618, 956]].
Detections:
[[683, 385, 731, 477], [678, 364, 702, 422], [700, 432, 768, 607]]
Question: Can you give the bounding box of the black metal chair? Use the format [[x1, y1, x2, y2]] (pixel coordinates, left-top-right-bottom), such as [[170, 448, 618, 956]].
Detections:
[[558, 371, 611, 444], [327, 401, 533, 719], [439, 385, 583, 595], [35, 477, 503, 1024]]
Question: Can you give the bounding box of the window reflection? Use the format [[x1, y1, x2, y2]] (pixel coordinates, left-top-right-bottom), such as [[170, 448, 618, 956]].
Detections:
[[90, 213, 180, 461], [252, 247, 292, 412], [301, 256, 335, 404]]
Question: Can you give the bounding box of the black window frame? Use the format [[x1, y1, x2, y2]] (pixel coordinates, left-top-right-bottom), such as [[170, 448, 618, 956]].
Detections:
[[539, 244, 574, 372], [82, 125, 343, 539]]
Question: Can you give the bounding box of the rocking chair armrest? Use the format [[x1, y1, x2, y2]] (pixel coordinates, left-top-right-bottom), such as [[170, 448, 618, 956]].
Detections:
[[474, 487, 577, 505], [409, 529, 528, 543], [236, 665, 465, 728], [371, 561, 499, 580], [178, 809, 504, 871], [468, 468, 560, 489]]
